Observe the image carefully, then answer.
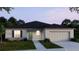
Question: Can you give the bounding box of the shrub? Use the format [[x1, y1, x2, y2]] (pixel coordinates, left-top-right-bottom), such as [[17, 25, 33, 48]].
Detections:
[[70, 38, 76, 41], [44, 38, 50, 42], [21, 38, 27, 41], [4, 38, 10, 41]]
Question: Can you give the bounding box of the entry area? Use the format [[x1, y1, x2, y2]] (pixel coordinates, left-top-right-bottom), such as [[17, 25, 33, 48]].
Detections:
[[32, 30, 41, 40], [27, 29, 42, 40], [49, 31, 70, 41]]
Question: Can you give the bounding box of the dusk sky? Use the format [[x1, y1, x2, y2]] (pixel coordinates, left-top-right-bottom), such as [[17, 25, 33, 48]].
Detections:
[[0, 7, 79, 24]]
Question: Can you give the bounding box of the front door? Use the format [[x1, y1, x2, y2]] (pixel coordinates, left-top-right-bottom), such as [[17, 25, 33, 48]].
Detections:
[[32, 30, 41, 40]]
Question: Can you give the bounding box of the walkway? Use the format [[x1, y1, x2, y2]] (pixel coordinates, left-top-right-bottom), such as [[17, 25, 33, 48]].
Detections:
[[33, 40, 46, 50]]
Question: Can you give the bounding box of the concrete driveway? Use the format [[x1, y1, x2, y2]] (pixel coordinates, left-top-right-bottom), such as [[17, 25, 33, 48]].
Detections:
[[52, 41, 79, 51], [32, 40, 79, 51]]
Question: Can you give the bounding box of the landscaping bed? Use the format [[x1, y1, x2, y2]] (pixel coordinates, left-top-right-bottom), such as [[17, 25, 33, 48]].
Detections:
[[0, 40, 36, 51], [39, 39, 62, 49], [74, 29, 79, 42], [70, 29, 79, 42]]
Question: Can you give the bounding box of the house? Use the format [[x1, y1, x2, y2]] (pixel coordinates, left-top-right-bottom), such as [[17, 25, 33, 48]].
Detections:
[[5, 21, 74, 41]]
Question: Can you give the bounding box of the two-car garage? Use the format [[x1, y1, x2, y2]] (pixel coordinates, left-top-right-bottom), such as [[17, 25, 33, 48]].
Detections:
[[49, 31, 70, 41], [45, 29, 74, 41]]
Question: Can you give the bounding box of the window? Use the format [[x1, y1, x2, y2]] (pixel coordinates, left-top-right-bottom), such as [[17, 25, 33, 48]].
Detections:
[[14, 30, 21, 38], [6, 30, 12, 38]]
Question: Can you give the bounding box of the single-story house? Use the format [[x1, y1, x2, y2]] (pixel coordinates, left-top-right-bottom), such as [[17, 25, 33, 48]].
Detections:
[[5, 21, 74, 41]]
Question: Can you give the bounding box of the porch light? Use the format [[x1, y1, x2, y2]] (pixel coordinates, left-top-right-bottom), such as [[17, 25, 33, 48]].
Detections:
[[36, 30, 40, 36]]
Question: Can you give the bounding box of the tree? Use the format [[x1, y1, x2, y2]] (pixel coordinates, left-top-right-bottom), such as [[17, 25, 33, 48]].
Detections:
[[0, 7, 13, 47], [17, 19, 25, 25], [61, 19, 71, 26], [0, 7, 13, 13], [69, 7, 79, 28], [0, 25, 5, 44], [70, 20, 79, 28], [69, 7, 79, 13], [8, 17, 17, 26], [0, 17, 7, 27]]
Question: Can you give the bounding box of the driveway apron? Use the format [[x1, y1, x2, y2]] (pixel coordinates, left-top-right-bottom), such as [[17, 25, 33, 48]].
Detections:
[[52, 41, 79, 51]]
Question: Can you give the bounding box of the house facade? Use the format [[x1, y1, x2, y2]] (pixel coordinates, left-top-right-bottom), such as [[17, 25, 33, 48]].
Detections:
[[5, 21, 74, 41]]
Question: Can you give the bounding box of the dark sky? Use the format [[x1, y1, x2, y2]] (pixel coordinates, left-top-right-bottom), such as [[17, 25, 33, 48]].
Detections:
[[0, 7, 79, 24]]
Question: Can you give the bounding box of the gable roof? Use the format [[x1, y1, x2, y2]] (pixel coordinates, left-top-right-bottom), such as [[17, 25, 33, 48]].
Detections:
[[6, 21, 71, 28]]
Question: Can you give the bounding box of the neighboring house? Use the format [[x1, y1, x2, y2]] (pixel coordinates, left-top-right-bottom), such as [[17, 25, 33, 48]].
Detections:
[[5, 21, 74, 41]]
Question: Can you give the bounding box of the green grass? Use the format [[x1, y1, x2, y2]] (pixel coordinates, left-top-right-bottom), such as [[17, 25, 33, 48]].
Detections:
[[0, 40, 36, 51], [39, 40, 62, 48]]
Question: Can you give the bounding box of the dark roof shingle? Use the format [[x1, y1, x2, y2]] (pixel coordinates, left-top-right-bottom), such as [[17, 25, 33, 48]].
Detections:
[[6, 21, 71, 28]]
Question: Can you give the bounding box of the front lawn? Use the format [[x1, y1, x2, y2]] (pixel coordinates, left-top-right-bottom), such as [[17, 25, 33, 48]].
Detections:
[[39, 40, 62, 48], [0, 40, 36, 51]]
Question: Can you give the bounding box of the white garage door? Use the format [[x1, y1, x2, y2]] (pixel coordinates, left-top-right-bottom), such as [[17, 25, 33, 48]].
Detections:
[[49, 31, 70, 41]]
